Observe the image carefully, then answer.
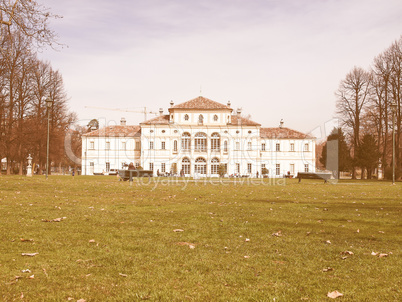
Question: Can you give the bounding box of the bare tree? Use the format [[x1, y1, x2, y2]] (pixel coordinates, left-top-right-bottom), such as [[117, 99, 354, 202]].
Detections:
[[388, 38, 402, 178], [0, 0, 60, 48], [336, 66, 372, 178]]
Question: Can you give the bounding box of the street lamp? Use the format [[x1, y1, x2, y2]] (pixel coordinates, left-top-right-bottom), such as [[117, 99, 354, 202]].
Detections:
[[390, 101, 397, 185], [46, 97, 53, 179]]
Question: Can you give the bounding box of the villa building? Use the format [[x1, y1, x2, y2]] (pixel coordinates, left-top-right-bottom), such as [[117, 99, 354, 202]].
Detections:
[[81, 96, 315, 177]]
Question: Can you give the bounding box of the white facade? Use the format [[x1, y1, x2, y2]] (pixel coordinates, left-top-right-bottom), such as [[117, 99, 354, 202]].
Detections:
[[82, 97, 315, 177]]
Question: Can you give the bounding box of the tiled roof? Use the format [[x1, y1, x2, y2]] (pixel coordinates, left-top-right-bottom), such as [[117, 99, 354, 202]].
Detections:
[[170, 96, 232, 110], [229, 115, 261, 126], [260, 127, 314, 139], [140, 115, 170, 125], [83, 125, 141, 137]]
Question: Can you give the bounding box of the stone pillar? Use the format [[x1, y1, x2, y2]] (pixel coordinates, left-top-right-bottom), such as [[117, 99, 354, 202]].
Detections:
[[377, 160, 383, 180], [27, 154, 33, 177]]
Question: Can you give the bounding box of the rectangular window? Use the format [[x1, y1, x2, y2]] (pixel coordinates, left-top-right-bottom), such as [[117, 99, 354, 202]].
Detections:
[[106, 162, 110, 172], [290, 143, 295, 152], [89, 141, 95, 149], [122, 142, 126, 150], [236, 163, 240, 173], [276, 143, 280, 152], [247, 163, 252, 174], [224, 141, 228, 152], [161, 142, 166, 150], [161, 163, 166, 173], [89, 162, 94, 174], [261, 163, 266, 169], [105, 142, 110, 150], [182, 137, 191, 151], [290, 164, 295, 174], [236, 142, 240, 150], [150, 141, 154, 149], [247, 142, 252, 150], [182, 162, 190, 175], [276, 164, 280, 176], [194, 137, 207, 152], [174, 140, 178, 152], [211, 138, 220, 151], [149, 163, 154, 171], [211, 163, 219, 174], [304, 143, 309, 152], [135, 141, 141, 150], [304, 164, 309, 172], [262, 143, 266, 151], [135, 162, 139, 168]]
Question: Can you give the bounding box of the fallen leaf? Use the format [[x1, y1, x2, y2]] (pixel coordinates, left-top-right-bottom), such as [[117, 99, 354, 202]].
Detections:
[[173, 229, 184, 232], [341, 251, 354, 255], [20, 238, 34, 242], [67, 298, 74, 301], [21, 253, 38, 257], [323, 267, 334, 272], [28, 275, 34, 279], [21, 269, 31, 273], [188, 245, 195, 249], [176, 242, 196, 247], [371, 251, 378, 256], [356, 229, 360, 233], [272, 231, 282, 237], [245, 238, 250, 242], [20, 293, 24, 299], [327, 290, 343, 299], [244, 255, 250, 258], [77, 299, 86, 302], [325, 240, 332, 244], [42, 217, 66, 222], [379, 253, 388, 258], [88, 239, 96, 243], [119, 273, 127, 277]]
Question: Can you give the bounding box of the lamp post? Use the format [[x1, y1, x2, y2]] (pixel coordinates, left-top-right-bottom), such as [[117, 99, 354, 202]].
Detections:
[[46, 97, 53, 179], [390, 101, 397, 185]]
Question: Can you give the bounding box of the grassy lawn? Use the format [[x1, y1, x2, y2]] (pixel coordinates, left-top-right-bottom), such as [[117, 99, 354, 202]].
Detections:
[[0, 176, 400, 301]]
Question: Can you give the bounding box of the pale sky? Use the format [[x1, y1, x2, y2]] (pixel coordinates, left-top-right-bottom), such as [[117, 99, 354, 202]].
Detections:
[[38, 0, 402, 136]]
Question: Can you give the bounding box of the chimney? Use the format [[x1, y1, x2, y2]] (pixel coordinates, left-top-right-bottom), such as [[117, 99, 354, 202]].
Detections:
[[227, 101, 231, 107], [120, 117, 126, 126], [237, 108, 242, 126], [279, 119, 284, 128], [159, 108, 163, 116], [170, 100, 174, 107]]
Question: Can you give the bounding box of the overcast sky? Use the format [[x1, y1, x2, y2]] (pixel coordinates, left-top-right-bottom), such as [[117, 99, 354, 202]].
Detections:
[[38, 0, 402, 136]]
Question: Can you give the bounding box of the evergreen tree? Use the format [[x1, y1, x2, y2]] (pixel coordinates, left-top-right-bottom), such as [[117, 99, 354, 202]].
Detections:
[[356, 134, 379, 179]]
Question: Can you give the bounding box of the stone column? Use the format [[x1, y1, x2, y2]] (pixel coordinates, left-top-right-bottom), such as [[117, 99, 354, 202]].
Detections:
[[27, 154, 33, 177]]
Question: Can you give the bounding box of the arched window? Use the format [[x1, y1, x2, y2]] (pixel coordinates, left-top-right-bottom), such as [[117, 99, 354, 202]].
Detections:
[[198, 114, 204, 125], [211, 157, 220, 175], [182, 157, 190, 175], [213, 114, 218, 121], [181, 132, 191, 151], [194, 132, 207, 152], [211, 132, 220, 152], [173, 140, 178, 152], [223, 140, 228, 152], [184, 114, 189, 121], [195, 157, 206, 175]]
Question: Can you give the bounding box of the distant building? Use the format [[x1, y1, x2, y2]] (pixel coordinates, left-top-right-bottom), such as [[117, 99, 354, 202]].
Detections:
[[81, 96, 315, 177]]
